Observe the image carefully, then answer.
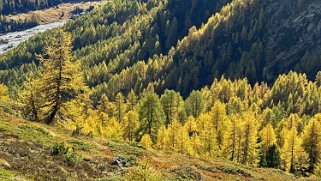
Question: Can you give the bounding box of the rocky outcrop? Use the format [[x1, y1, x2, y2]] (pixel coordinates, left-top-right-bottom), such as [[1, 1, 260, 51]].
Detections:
[[264, 0, 321, 80]]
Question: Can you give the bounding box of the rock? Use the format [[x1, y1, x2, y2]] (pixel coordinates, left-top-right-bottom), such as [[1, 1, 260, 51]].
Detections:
[[112, 156, 123, 167], [0, 159, 11, 169], [112, 156, 131, 167]]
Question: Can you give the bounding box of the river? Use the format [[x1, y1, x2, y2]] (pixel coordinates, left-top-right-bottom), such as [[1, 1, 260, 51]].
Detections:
[[0, 21, 67, 54]]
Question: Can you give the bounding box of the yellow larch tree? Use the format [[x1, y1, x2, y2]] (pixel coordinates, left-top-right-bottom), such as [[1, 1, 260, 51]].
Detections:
[[281, 126, 308, 173], [140, 134, 153, 150], [240, 112, 258, 166], [302, 114, 321, 172], [122, 110, 139, 141]]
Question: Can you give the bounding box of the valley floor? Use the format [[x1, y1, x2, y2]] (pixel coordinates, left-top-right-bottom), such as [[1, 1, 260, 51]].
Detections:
[[4, 0, 104, 25]]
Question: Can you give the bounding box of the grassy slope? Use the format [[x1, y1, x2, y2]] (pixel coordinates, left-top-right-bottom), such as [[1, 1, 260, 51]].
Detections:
[[0, 111, 302, 181]]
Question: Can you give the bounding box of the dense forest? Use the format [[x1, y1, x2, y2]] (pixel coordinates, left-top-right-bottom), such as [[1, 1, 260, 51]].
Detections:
[[0, 0, 320, 100], [0, 0, 231, 99], [0, 0, 68, 15], [0, 15, 38, 33], [2, 29, 321, 177], [1, 0, 321, 179]]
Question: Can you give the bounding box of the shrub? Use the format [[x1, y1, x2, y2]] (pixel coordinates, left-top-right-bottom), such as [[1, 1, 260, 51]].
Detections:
[[125, 158, 162, 181], [51, 142, 70, 156], [51, 142, 80, 166]]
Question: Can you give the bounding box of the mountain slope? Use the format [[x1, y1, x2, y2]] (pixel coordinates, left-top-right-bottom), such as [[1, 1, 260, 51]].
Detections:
[[0, 0, 231, 99], [1, 0, 321, 98], [170, 0, 321, 91], [102, 0, 321, 97], [0, 111, 298, 180]]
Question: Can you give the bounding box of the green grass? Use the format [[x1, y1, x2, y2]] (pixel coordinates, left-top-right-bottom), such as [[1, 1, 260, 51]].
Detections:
[[0, 168, 31, 181]]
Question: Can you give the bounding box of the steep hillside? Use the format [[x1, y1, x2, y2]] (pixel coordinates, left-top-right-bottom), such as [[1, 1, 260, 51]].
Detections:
[[0, 111, 299, 180], [161, 0, 321, 95], [2, 0, 321, 180], [0, 0, 231, 99], [2, 0, 321, 99]]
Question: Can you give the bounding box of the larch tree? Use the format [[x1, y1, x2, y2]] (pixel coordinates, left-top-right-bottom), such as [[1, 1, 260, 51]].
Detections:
[[37, 29, 85, 124], [200, 125, 219, 158], [140, 134, 153, 150], [222, 114, 241, 161], [260, 123, 277, 151], [156, 125, 169, 150], [82, 109, 101, 136], [137, 86, 165, 142], [126, 90, 137, 111], [189, 133, 202, 157], [281, 126, 308, 173], [0, 84, 9, 102], [175, 124, 190, 154], [210, 101, 228, 149], [115, 92, 126, 123], [160, 89, 184, 125], [166, 120, 182, 151], [122, 110, 139, 141], [302, 114, 321, 172], [184, 116, 197, 136], [18, 78, 41, 121], [259, 123, 277, 167], [241, 112, 258, 166], [98, 93, 116, 118], [185, 90, 203, 118], [105, 117, 123, 140], [196, 113, 211, 133]]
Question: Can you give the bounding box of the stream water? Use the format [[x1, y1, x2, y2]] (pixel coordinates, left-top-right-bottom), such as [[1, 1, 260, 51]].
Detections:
[[0, 21, 66, 54]]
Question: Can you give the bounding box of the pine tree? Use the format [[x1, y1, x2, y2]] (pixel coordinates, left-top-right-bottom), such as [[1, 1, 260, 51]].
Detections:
[[37, 29, 85, 124]]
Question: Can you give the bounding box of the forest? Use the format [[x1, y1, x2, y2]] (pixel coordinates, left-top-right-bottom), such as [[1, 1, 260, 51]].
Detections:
[[0, 0, 68, 15], [0, 15, 39, 33], [0, 0, 319, 100], [0, 28, 319, 177], [0, 0, 321, 179]]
